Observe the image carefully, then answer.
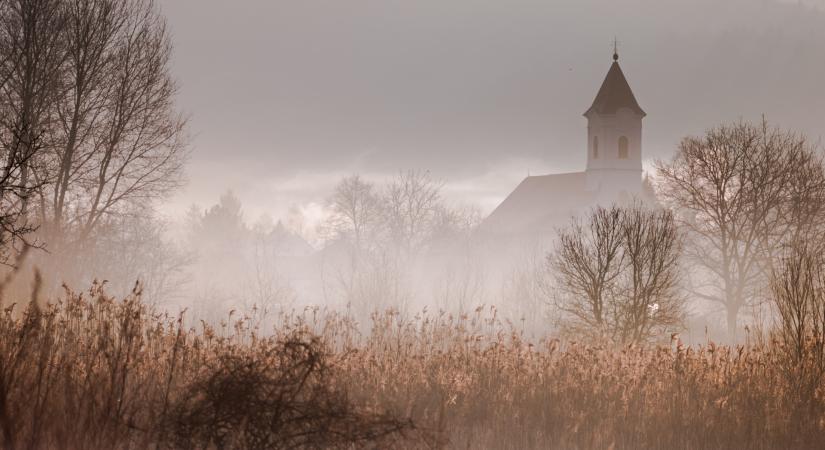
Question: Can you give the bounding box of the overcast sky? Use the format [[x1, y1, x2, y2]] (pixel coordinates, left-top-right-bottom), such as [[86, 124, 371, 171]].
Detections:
[[158, 0, 825, 225]]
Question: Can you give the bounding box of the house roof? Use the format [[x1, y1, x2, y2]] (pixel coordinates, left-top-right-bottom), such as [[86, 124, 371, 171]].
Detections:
[[480, 172, 595, 235], [584, 59, 645, 117]]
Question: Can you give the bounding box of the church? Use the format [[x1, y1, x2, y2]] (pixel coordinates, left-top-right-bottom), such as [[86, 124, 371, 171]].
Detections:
[[481, 49, 650, 238]]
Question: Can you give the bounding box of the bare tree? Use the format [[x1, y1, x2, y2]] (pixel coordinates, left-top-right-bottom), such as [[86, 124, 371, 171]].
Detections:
[[322, 175, 383, 254], [44, 0, 129, 241], [756, 128, 825, 266], [320, 172, 486, 317], [243, 221, 297, 315], [550, 204, 683, 343], [72, 0, 187, 242], [656, 120, 825, 341], [0, 0, 187, 288], [322, 172, 470, 316], [615, 205, 683, 343], [551, 206, 624, 339], [771, 242, 825, 356], [770, 241, 825, 415], [0, 0, 67, 263], [82, 211, 193, 305], [384, 170, 443, 259]]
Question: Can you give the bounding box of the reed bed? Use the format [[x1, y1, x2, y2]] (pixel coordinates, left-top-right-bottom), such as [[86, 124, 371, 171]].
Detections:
[[1, 285, 823, 449]]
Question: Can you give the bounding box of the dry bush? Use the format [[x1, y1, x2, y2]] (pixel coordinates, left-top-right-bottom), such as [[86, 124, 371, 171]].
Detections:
[[165, 334, 411, 449]]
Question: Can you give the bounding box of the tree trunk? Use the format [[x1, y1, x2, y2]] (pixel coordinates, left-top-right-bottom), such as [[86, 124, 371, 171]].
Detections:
[[727, 306, 739, 344]]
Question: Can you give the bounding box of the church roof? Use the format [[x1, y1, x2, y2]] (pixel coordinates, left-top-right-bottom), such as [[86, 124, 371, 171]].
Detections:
[[584, 58, 645, 117], [268, 221, 315, 256], [480, 172, 595, 235]]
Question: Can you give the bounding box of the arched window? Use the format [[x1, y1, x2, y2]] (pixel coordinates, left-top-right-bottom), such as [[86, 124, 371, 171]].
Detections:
[[593, 136, 599, 159], [618, 136, 629, 159]]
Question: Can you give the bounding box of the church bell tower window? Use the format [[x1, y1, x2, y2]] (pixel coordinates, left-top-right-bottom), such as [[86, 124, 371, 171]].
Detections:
[[593, 136, 599, 159], [618, 136, 629, 159]]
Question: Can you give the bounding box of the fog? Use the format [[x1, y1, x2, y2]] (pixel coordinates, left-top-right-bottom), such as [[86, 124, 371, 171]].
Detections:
[[160, 0, 825, 221], [5, 1, 825, 446], [3, 0, 825, 344], [59, 0, 805, 342]]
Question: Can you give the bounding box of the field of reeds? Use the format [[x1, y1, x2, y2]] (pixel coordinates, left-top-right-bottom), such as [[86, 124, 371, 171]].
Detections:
[[1, 283, 824, 449]]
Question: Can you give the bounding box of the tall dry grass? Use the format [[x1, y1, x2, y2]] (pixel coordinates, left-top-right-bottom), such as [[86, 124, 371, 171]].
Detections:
[[1, 284, 824, 449], [333, 308, 825, 449], [0, 282, 411, 450]]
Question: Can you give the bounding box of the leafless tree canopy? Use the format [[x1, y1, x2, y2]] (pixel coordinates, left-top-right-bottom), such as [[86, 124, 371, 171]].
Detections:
[[768, 241, 825, 428], [384, 170, 444, 259], [320, 171, 479, 316], [323, 175, 384, 255], [550, 204, 683, 343], [0, 0, 67, 261], [771, 243, 825, 367], [0, 0, 187, 279], [656, 120, 825, 340]]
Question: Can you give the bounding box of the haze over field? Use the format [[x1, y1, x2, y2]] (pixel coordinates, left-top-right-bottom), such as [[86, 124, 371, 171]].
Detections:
[[5, 1, 825, 448], [160, 0, 825, 222]]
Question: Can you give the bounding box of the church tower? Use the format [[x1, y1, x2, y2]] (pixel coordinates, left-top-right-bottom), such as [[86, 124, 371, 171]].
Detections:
[[584, 47, 645, 195]]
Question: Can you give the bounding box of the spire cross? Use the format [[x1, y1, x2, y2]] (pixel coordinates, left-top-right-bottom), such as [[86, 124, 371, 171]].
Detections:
[[613, 37, 619, 61]]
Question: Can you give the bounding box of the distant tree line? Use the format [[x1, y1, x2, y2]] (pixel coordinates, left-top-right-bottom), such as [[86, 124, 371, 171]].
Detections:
[[182, 190, 312, 322], [1, 0, 820, 351], [321, 170, 481, 317]]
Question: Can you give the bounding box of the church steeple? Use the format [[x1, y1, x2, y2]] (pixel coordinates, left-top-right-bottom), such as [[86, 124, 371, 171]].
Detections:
[[584, 52, 645, 118], [584, 48, 645, 195]]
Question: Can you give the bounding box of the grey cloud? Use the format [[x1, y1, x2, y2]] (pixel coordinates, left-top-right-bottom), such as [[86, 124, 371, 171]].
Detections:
[[159, 0, 825, 215]]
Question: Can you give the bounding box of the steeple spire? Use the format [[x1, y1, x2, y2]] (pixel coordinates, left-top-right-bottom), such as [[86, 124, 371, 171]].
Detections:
[[584, 45, 645, 117]]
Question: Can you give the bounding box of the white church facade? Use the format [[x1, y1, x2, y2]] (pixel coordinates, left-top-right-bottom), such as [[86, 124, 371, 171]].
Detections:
[[481, 50, 650, 237]]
